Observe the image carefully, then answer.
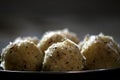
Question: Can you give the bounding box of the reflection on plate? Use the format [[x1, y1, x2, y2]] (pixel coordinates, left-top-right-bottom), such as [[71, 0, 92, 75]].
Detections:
[[0, 68, 120, 80]]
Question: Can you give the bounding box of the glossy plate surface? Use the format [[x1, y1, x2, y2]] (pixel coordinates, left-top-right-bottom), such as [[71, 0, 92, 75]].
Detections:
[[0, 68, 120, 79]]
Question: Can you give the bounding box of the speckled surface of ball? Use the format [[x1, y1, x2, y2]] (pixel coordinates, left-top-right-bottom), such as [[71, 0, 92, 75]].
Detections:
[[43, 39, 84, 71], [1, 40, 43, 71]]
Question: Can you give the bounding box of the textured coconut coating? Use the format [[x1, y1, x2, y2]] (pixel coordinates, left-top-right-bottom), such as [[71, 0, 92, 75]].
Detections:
[[14, 36, 39, 45], [37, 29, 80, 56], [37, 32, 65, 54], [1, 40, 43, 71], [58, 29, 80, 44], [80, 33, 120, 69], [42, 39, 84, 71]]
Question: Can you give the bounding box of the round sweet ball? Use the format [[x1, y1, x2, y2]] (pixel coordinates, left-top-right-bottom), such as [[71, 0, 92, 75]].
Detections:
[[1, 40, 43, 71], [80, 33, 120, 69], [42, 39, 84, 71]]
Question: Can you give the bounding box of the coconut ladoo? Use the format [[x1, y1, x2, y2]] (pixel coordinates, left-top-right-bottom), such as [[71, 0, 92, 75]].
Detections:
[[80, 33, 120, 69], [1, 40, 43, 71], [43, 39, 84, 71]]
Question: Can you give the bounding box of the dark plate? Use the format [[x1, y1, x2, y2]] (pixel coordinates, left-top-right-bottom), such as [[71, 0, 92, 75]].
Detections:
[[0, 68, 120, 80]]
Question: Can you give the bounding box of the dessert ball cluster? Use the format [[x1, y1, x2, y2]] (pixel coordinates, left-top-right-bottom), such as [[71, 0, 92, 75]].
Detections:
[[1, 29, 120, 71]]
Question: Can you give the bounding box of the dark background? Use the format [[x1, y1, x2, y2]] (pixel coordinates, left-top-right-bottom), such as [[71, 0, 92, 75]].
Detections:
[[0, 0, 120, 51]]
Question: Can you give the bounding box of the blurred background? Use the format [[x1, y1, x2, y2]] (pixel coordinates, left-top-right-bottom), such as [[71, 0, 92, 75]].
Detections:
[[0, 0, 120, 51]]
